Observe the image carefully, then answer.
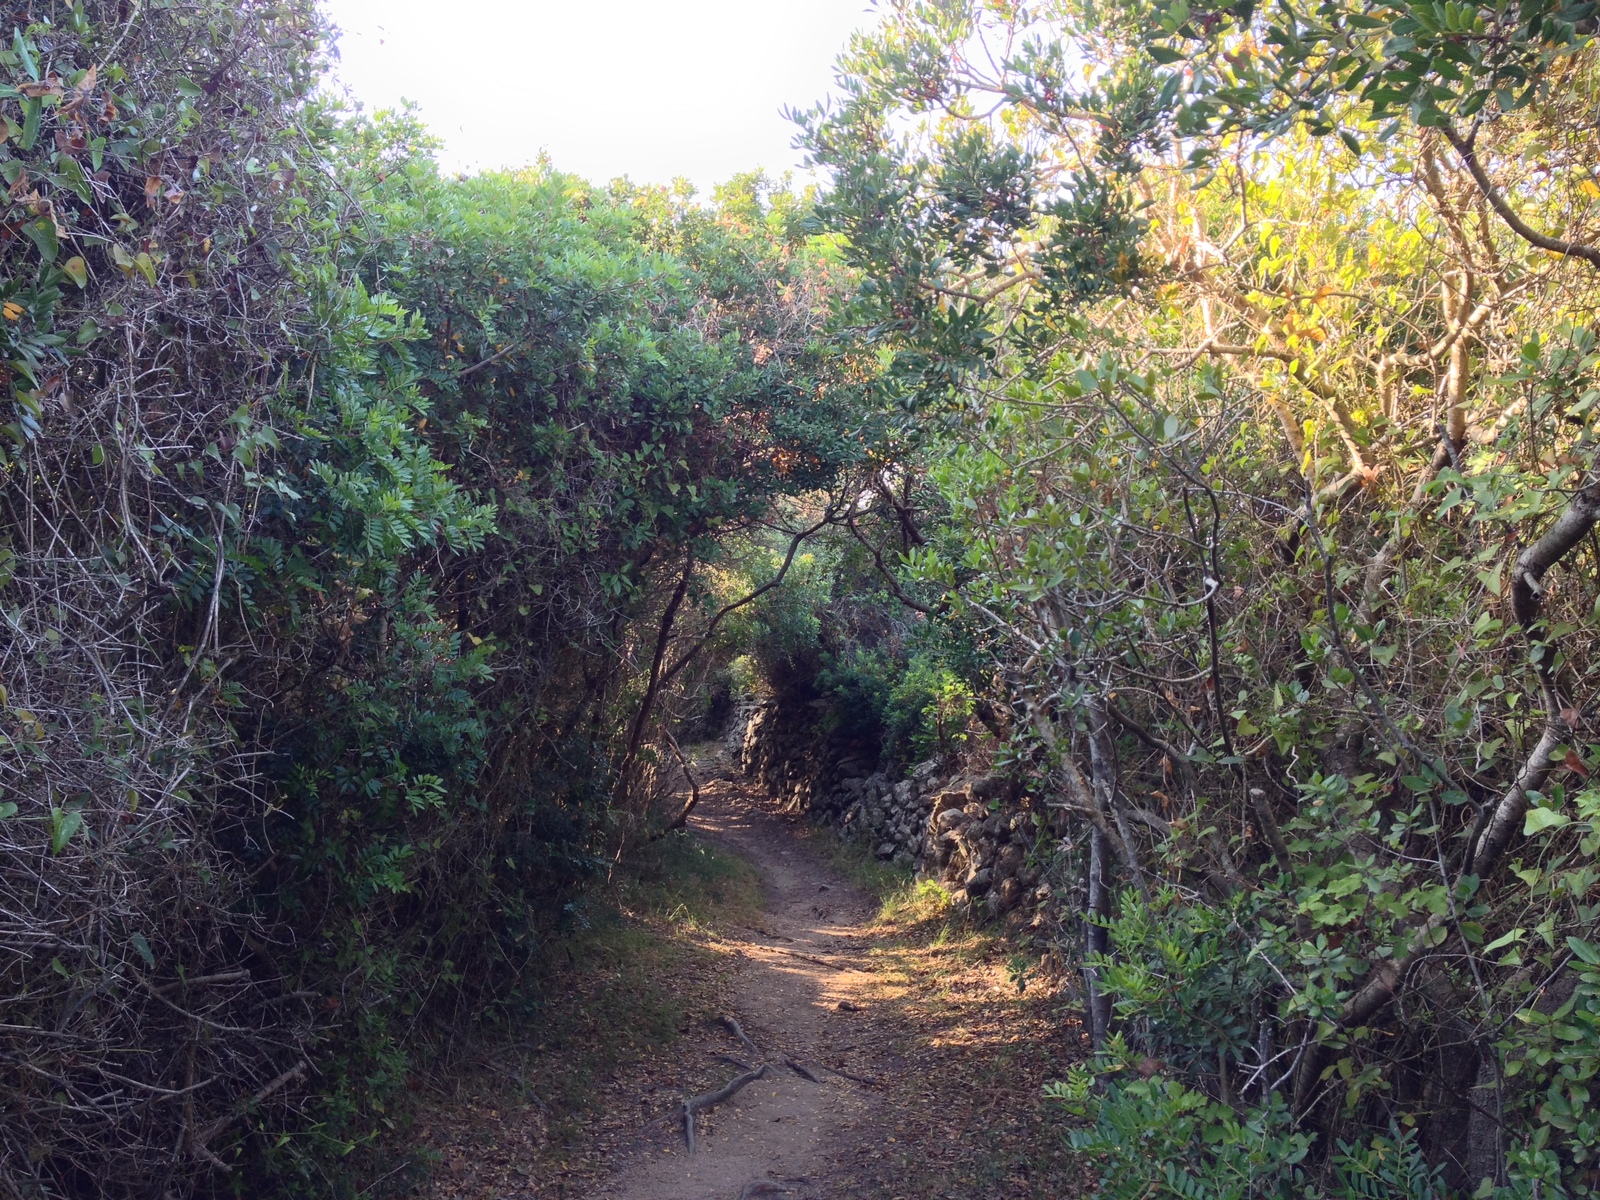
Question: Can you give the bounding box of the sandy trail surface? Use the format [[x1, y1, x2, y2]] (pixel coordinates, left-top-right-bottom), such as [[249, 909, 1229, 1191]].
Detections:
[[597, 786, 893, 1200]]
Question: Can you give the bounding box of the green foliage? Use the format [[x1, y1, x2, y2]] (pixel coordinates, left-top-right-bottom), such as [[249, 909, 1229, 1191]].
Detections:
[[1052, 1055, 1315, 1200], [0, 7, 862, 1194], [793, 1, 1600, 1196], [1500, 938, 1600, 1192], [1093, 890, 1284, 1080], [813, 638, 979, 767], [1052, 1046, 1448, 1199], [890, 656, 977, 761], [1146, 0, 1596, 145], [0, 3, 319, 458]]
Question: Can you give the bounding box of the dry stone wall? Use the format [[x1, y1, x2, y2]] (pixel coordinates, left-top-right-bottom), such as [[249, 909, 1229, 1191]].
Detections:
[[738, 704, 1055, 921]]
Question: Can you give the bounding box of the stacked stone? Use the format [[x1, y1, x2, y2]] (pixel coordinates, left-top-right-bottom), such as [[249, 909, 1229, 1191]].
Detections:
[[924, 787, 1046, 919], [739, 701, 824, 812], [739, 707, 1051, 922], [833, 766, 936, 866]]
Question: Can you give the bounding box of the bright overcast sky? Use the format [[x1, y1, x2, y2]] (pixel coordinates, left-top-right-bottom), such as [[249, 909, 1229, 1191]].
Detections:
[[319, 0, 881, 194]]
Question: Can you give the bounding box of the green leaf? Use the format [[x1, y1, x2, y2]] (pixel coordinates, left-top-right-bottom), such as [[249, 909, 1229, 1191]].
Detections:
[[1476, 559, 1504, 596], [13, 31, 38, 81], [49, 807, 84, 854], [129, 931, 156, 969], [55, 157, 93, 204], [1483, 927, 1525, 953], [1569, 937, 1600, 965], [18, 95, 39, 151], [21, 219, 58, 264], [0, 801, 15, 819], [1525, 807, 1572, 835], [61, 256, 87, 288]]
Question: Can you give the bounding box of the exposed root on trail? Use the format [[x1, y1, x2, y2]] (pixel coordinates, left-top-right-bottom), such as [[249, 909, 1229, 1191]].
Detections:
[[783, 1057, 822, 1083], [683, 1064, 772, 1154], [717, 1014, 762, 1060]]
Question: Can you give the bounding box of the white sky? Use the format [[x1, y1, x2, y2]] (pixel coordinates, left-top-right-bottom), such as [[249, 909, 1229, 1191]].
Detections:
[[319, 0, 880, 194]]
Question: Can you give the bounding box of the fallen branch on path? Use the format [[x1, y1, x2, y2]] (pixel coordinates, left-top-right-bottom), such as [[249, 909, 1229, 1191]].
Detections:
[[770, 948, 845, 971], [738, 1182, 792, 1199], [747, 926, 795, 942], [683, 1065, 771, 1154], [814, 1061, 882, 1088]]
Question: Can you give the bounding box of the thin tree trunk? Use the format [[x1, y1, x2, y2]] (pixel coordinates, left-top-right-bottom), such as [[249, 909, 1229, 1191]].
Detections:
[[1083, 826, 1113, 1050], [616, 556, 694, 798]]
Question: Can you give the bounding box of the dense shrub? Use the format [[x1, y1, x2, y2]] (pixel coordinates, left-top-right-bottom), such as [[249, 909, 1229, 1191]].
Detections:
[[796, 0, 1600, 1194], [0, 6, 858, 1194]]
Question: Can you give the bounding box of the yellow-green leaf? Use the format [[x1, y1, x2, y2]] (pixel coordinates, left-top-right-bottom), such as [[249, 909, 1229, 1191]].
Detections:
[[1525, 807, 1571, 835]]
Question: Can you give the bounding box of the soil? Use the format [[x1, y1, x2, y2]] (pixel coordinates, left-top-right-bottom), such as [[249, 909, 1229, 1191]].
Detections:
[[594, 784, 889, 1200], [409, 769, 1090, 1200]]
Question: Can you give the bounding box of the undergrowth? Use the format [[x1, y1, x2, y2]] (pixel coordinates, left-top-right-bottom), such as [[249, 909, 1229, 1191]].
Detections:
[[362, 832, 759, 1194], [827, 847, 1087, 1198], [820, 834, 916, 905]]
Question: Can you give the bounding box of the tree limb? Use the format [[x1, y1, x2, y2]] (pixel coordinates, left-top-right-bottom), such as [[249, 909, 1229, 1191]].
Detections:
[[1444, 127, 1600, 270]]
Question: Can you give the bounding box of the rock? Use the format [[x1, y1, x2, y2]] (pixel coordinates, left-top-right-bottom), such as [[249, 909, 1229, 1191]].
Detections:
[[893, 780, 915, 805], [875, 841, 896, 859], [964, 867, 993, 896], [935, 806, 967, 832], [971, 772, 1007, 801], [995, 876, 1025, 913], [996, 844, 1026, 877], [911, 759, 942, 787], [932, 790, 967, 815]]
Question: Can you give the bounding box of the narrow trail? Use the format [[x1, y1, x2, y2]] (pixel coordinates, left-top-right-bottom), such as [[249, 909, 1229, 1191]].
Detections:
[[412, 768, 1084, 1199], [598, 784, 893, 1200]]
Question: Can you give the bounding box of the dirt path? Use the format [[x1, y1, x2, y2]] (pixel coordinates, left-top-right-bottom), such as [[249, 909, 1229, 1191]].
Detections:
[[596, 785, 893, 1200], [408, 771, 1086, 1200]]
